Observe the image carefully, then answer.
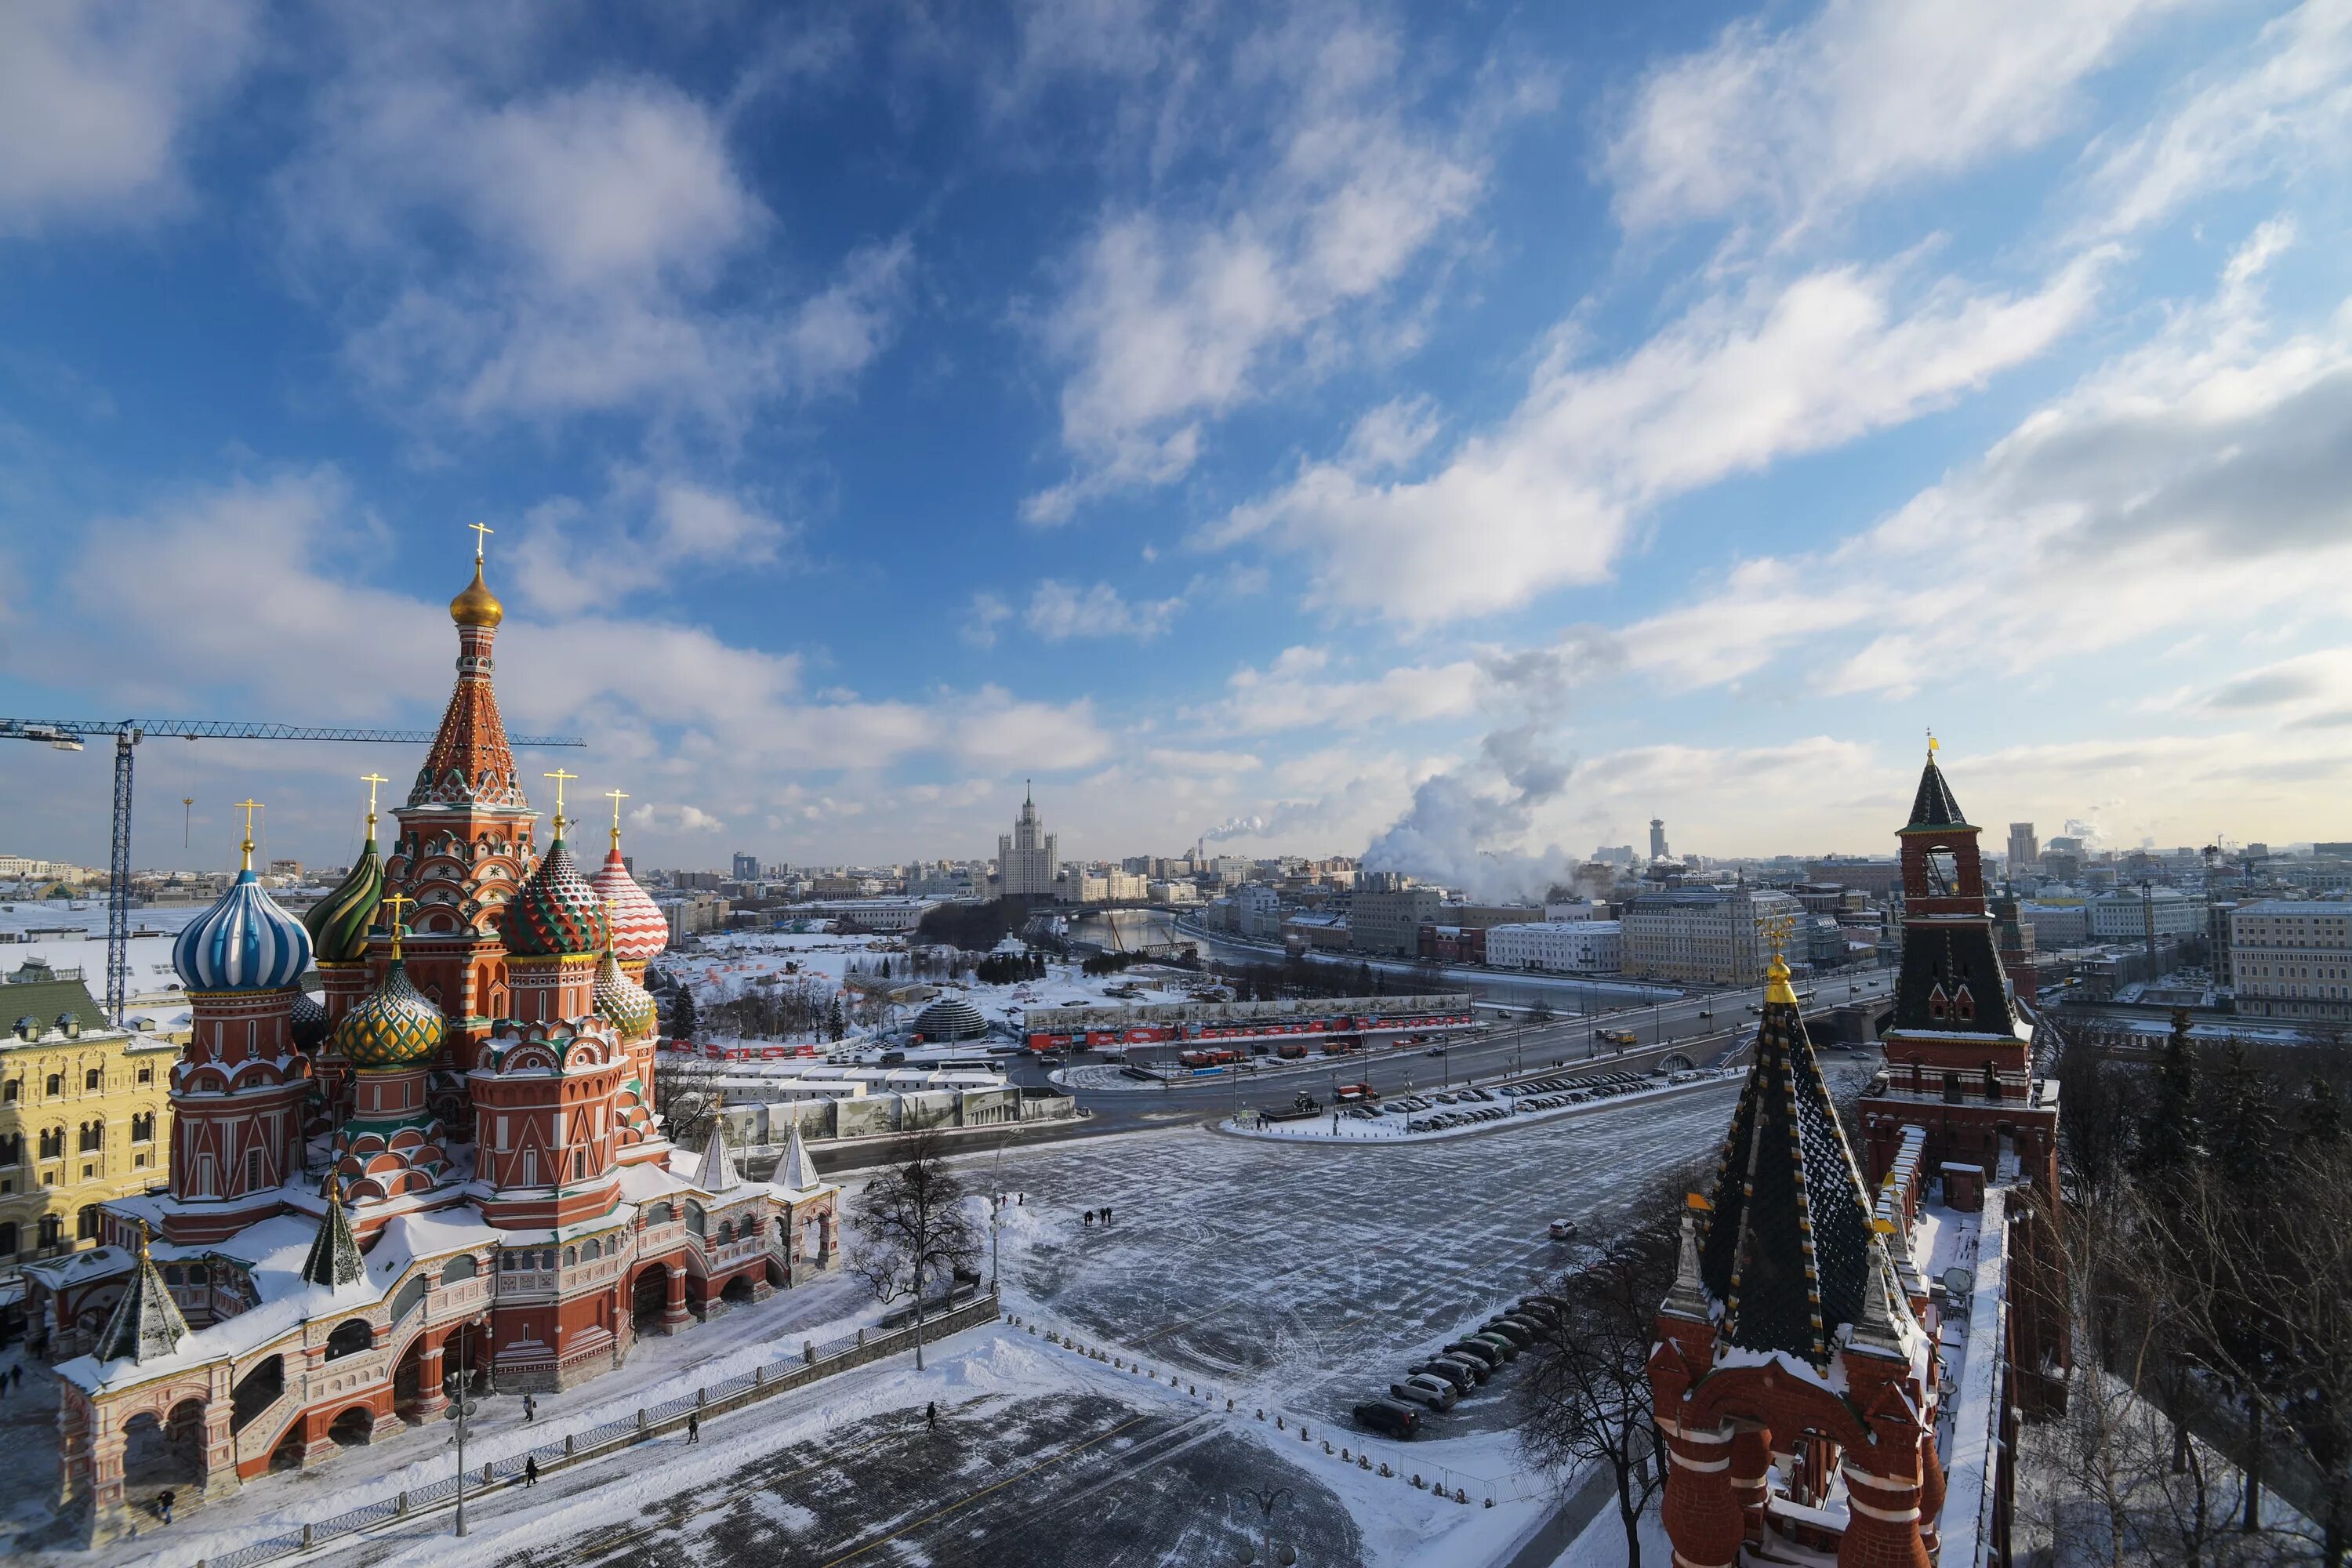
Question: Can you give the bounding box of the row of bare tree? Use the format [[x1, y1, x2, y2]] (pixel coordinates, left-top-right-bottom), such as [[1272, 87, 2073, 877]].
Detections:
[[2038, 1022, 2352, 1566]]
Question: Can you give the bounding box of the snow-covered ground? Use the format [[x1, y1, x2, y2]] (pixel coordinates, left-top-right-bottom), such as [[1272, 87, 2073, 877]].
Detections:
[[0, 904, 204, 1031]]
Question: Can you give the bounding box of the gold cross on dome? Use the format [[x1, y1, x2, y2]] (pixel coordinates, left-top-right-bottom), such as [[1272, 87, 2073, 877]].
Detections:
[[470, 520, 494, 562], [604, 789, 630, 847], [235, 799, 263, 869], [543, 768, 579, 833], [382, 891, 416, 960], [361, 772, 389, 826]]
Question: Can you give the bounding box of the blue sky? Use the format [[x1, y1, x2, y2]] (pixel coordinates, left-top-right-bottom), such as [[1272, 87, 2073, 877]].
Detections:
[[4, 0, 2350, 883]]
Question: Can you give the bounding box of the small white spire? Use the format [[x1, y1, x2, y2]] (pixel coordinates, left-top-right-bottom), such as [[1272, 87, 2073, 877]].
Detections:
[[779, 1123, 821, 1192], [698, 1116, 741, 1192], [1846, 1232, 1913, 1359]]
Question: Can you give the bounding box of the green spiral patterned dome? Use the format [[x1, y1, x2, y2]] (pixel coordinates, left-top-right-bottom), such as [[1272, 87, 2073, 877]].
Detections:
[[303, 834, 384, 964], [503, 836, 608, 958], [592, 945, 658, 1040], [332, 957, 445, 1069]]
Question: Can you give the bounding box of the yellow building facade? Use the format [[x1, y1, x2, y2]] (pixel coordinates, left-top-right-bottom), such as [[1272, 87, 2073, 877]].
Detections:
[[1, 973, 177, 1279]]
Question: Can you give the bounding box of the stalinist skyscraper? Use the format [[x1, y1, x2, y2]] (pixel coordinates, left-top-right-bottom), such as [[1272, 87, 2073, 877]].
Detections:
[[996, 782, 1058, 898]]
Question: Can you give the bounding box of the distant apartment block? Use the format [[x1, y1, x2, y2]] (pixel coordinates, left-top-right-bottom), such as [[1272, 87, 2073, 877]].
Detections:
[[1350, 880, 1442, 956], [1486, 920, 1622, 974], [2229, 900, 2352, 1022], [1621, 886, 1798, 986]]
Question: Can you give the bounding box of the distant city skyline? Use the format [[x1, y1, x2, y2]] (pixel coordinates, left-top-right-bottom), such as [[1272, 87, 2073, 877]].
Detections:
[[5, 3, 2350, 871]]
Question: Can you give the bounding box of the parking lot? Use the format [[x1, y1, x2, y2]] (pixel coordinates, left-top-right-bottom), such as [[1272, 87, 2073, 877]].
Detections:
[[967, 1083, 1751, 1438]]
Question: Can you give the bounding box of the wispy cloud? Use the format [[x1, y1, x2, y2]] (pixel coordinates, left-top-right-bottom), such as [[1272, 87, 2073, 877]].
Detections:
[[1213, 249, 2110, 626]]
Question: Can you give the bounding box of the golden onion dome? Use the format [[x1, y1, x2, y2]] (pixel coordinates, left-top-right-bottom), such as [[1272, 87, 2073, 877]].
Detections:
[[592, 945, 659, 1041], [449, 561, 504, 628], [332, 957, 446, 1070]]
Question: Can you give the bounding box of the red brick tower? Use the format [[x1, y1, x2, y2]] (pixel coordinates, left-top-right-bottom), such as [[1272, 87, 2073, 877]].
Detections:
[[1650, 949, 1940, 1568], [1860, 743, 2060, 1200], [1858, 740, 2068, 1407], [380, 544, 539, 1073]]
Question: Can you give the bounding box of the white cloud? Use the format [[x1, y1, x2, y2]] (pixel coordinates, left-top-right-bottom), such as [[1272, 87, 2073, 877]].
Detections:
[[1193, 646, 1483, 735], [1606, 222, 2352, 706], [2075, 0, 2352, 238], [509, 474, 797, 617], [1022, 13, 1494, 521], [1214, 250, 2109, 626], [0, 0, 256, 235], [1024, 579, 1186, 641], [1607, 0, 2184, 234], [630, 802, 725, 834], [962, 592, 1014, 648], [281, 62, 910, 427]]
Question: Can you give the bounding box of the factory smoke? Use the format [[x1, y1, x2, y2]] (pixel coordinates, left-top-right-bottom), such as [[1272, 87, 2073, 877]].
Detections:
[[1359, 633, 1617, 905]]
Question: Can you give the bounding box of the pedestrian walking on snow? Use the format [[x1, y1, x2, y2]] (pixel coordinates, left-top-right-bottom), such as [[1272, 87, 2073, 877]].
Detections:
[[524, 1457, 539, 1488], [687, 1412, 699, 1444], [158, 1490, 175, 1525], [926, 1401, 938, 1432], [523, 1394, 536, 1423]]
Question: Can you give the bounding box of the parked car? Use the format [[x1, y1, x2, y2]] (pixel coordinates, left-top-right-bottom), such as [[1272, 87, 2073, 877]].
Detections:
[[1443, 1339, 1504, 1370], [1412, 1359, 1476, 1393], [1392, 1374, 1459, 1411], [1353, 1399, 1422, 1439], [1431, 1351, 1491, 1384], [1465, 1332, 1519, 1362], [1512, 1300, 1562, 1329], [1548, 1218, 1581, 1241], [1479, 1319, 1534, 1348]]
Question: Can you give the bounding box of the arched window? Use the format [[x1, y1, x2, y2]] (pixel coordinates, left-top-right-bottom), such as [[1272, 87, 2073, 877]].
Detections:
[[0, 1132, 20, 1165], [77, 1205, 102, 1241], [647, 1201, 672, 1225], [38, 1214, 64, 1247], [38, 1127, 64, 1160], [581, 1238, 601, 1261], [131, 1112, 155, 1142], [324, 1319, 373, 1361], [562, 1247, 577, 1268], [441, 1253, 477, 1283], [45, 1073, 63, 1097], [85, 1068, 101, 1092], [684, 1201, 706, 1237], [0, 1221, 16, 1257], [79, 1121, 103, 1152], [1, 1079, 16, 1102]]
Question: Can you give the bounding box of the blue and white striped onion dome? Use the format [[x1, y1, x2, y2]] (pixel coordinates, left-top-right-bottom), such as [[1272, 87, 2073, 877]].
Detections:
[[172, 869, 314, 992]]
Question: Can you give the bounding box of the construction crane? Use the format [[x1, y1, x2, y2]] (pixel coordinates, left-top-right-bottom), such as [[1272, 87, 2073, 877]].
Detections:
[[1, 718, 586, 1024]]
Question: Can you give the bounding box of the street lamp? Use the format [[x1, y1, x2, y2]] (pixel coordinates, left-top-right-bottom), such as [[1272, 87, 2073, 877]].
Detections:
[[1235, 1486, 1298, 1566], [448, 1313, 488, 1536]]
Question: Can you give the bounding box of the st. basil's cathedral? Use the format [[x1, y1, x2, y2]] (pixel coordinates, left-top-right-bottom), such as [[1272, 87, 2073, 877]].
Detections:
[[23, 550, 840, 1545]]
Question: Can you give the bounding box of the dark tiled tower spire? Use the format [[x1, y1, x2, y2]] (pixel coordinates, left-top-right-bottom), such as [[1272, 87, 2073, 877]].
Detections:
[[1697, 953, 1877, 1366], [93, 1221, 191, 1365], [300, 1171, 367, 1287]]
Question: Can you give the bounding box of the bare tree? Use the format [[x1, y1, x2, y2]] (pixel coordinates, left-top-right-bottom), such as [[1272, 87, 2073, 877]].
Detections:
[[1516, 1167, 1697, 1568], [850, 1129, 982, 1371]]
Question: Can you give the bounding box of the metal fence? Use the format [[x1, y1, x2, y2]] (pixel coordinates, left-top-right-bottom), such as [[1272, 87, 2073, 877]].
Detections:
[[1004, 1308, 1547, 1508], [185, 1293, 1002, 1568]]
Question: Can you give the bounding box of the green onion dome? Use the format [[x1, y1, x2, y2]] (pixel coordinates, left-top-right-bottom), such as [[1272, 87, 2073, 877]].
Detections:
[[303, 833, 384, 964], [331, 957, 446, 1069], [503, 835, 608, 958], [592, 944, 658, 1040]]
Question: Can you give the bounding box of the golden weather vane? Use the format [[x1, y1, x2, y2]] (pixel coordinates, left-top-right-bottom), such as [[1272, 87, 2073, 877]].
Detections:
[[543, 768, 579, 834], [381, 891, 416, 960], [604, 789, 630, 848], [470, 520, 494, 563], [1927, 726, 1939, 757]]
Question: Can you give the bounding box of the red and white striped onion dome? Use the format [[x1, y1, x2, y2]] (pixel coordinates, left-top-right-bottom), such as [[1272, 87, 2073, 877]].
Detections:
[[591, 834, 667, 964]]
